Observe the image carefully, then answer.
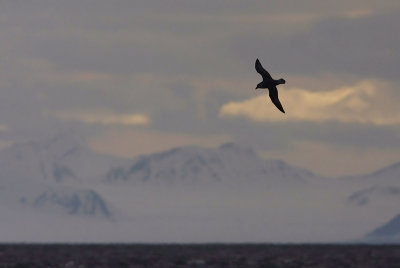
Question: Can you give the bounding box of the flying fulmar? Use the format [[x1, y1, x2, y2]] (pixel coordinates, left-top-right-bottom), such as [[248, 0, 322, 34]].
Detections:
[[255, 58, 286, 113]]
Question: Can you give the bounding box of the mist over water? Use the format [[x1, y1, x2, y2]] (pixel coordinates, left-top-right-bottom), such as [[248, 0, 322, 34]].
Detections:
[[1, 175, 398, 243]]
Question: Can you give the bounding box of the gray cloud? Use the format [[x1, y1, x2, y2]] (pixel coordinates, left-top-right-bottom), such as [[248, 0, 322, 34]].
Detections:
[[0, 0, 399, 175], [229, 9, 400, 80], [224, 120, 400, 152]]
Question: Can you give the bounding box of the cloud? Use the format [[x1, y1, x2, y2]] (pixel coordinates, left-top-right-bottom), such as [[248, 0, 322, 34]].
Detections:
[[44, 110, 150, 126], [0, 0, 399, 179], [0, 125, 8, 132], [345, 9, 372, 19], [88, 129, 230, 158], [229, 9, 400, 80], [219, 80, 400, 125]]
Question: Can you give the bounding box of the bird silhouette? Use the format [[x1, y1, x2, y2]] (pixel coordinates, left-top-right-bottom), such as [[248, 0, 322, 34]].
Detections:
[[255, 58, 286, 113]]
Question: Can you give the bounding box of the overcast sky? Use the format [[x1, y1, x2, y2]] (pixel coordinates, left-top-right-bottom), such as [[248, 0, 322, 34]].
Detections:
[[0, 0, 399, 177]]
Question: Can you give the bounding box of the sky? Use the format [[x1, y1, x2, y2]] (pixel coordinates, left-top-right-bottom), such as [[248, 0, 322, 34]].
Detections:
[[0, 0, 399, 177]]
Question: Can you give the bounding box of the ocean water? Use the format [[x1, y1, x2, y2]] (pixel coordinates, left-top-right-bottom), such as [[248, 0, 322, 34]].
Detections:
[[0, 243, 399, 267]]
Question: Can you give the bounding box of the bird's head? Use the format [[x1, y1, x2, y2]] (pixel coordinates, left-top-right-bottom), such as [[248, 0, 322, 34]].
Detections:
[[255, 83, 262, 90], [278, 78, 286, 85]]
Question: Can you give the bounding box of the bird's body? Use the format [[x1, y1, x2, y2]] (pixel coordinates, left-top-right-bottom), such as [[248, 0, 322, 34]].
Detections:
[[255, 58, 286, 113]]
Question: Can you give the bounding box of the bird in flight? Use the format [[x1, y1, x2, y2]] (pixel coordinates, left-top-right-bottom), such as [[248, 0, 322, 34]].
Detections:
[[255, 58, 286, 113]]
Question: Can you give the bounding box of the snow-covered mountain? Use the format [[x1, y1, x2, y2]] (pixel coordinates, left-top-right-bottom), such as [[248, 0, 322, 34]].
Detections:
[[0, 129, 121, 183], [364, 213, 400, 243], [0, 130, 118, 220], [340, 163, 400, 243], [343, 162, 400, 186], [32, 187, 113, 218], [0, 130, 399, 243], [105, 142, 316, 187], [0, 176, 114, 219], [347, 185, 400, 206]]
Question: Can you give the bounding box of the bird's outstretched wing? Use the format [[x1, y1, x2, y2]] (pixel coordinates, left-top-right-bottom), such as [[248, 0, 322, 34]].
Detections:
[[255, 59, 272, 80], [268, 87, 285, 113], [270, 96, 285, 113]]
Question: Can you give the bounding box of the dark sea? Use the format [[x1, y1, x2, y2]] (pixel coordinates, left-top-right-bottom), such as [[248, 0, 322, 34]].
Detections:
[[0, 243, 399, 268]]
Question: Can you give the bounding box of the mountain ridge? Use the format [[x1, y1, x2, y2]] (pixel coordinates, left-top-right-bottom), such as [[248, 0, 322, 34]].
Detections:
[[0, 130, 399, 243], [1, 130, 398, 184], [104, 142, 317, 187]]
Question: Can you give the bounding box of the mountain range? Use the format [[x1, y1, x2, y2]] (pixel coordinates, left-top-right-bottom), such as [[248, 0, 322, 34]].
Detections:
[[0, 130, 399, 243], [104, 142, 316, 188]]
